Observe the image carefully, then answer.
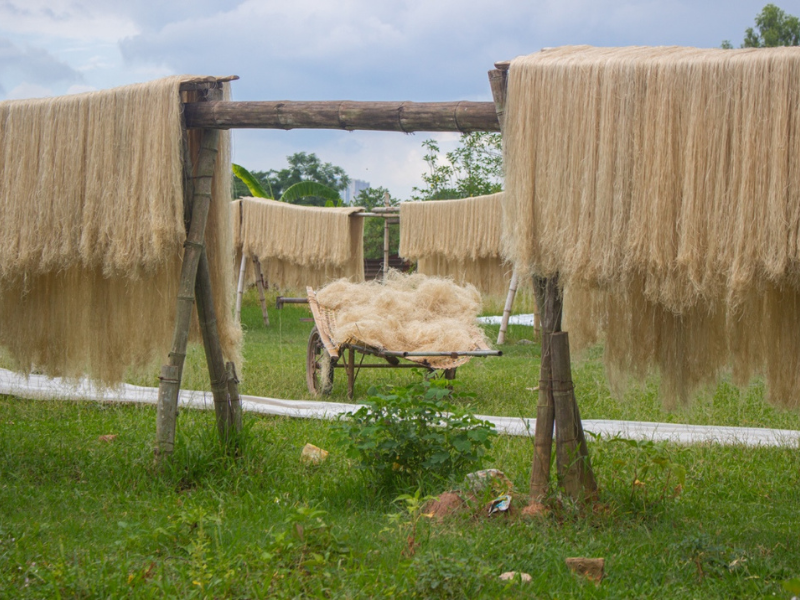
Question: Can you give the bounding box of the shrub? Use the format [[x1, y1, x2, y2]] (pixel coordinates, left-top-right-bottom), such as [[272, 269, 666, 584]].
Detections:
[[336, 378, 496, 487]]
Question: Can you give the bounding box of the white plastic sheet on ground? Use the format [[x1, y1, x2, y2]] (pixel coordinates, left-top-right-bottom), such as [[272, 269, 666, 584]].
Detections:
[[476, 314, 535, 326], [0, 368, 798, 447]]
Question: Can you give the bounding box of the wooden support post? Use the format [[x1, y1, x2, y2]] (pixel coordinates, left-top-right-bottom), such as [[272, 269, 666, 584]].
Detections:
[[235, 252, 247, 322], [155, 123, 221, 457], [551, 332, 597, 499], [252, 256, 270, 326], [497, 269, 519, 345], [530, 275, 560, 500], [226, 361, 243, 435], [488, 61, 510, 130], [489, 61, 518, 346], [383, 192, 391, 283], [346, 346, 356, 399], [196, 247, 241, 446]]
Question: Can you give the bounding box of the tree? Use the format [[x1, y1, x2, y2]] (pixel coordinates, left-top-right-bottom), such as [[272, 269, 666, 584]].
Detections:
[[411, 132, 503, 201], [233, 152, 351, 206], [722, 3, 800, 48], [353, 186, 400, 260]]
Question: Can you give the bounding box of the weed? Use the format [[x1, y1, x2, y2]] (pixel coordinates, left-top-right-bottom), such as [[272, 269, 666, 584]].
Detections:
[[593, 434, 688, 513], [412, 551, 490, 599], [386, 489, 438, 556], [336, 377, 496, 489]]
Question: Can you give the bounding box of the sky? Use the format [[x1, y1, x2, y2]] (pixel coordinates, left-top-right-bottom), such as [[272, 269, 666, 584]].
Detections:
[[0, 0, 789, 198]]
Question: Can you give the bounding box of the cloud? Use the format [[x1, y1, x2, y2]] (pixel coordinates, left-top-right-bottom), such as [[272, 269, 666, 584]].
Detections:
[[5, 82, 52, 99], [66, 84, 97, 94], [0, 37, 83, 86], [0, 1, 139, 42], [114, 0, 774, 198], [117, 0, 771, 106]]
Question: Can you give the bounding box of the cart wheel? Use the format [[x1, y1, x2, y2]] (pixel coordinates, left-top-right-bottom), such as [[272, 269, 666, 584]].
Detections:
[[306, 326, 335, 395]]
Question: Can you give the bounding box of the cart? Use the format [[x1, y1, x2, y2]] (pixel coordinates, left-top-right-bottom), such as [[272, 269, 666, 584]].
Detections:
[[304, 286, 502, 398]]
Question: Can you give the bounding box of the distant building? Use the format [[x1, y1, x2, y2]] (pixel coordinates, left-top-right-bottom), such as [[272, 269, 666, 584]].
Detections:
[[341, 179, 371, 205]]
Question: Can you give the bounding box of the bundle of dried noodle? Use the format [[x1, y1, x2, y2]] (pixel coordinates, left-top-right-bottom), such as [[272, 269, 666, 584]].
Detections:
[[0, 76, 240, 383], [234, 197, 364, 290], [315, 272, 490, 369], [400, 193, 511, 296], [504, 46, 800, 407]]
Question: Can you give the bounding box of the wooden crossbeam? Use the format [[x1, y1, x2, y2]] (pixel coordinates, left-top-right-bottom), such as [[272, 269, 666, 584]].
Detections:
[[184, 100, 500, 132]]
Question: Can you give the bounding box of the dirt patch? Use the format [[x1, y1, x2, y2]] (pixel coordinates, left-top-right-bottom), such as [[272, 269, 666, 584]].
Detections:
[[520, 501, 549, 518], [424, 492, 467, 521]]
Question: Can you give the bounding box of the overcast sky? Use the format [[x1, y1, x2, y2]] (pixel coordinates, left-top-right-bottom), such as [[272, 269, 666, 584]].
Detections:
[[0, 0, 788, 198]]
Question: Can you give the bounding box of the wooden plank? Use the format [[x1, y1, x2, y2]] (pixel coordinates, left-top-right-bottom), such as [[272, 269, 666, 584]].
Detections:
[[184, 100, 500, 132]]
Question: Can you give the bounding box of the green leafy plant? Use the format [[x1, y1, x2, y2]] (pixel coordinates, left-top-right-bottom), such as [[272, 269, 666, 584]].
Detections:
[[782, 577, 800, 596], [597, 434, 687, 511], [412, 552, 489, 599], [675, 533, 749, 582], [336, 378, 496, 487], [232, 163, 343, 206], [386, 489, 438, 556], [282, 504, 350, 566]]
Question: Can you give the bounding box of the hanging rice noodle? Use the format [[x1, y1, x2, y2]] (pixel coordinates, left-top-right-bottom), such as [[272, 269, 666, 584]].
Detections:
[[0, 76, 240, 383], [234, 197, 364, 290], [504, 45, 800, 407], [400, 193, 511, 296]]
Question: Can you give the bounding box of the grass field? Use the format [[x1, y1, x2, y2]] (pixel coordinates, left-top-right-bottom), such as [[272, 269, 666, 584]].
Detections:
[[1, 288, 799, 598]]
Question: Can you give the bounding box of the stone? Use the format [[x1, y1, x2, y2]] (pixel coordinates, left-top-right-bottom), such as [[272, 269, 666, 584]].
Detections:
[[499, 571, 532, 583], [300, 443, 329, 465], [566, 557, 605, 583]]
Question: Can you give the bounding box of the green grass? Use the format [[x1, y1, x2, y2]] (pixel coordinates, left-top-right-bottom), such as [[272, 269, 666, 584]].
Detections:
[[1, 288, 799, 598]]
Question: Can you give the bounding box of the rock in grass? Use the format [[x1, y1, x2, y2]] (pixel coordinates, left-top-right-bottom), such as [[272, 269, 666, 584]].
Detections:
[[566, 557, 604, 583], [499, 571, 532, 582], [301, 443, 329, 465]]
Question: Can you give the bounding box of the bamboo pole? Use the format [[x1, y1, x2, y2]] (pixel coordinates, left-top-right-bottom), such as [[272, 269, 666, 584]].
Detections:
[[488, 61, 510, 130], [252, 256, 270, 326], [184, 100, 500, 132], [530, 275, 560, 500], [235, 253, 247, 322], [195, 247, 240, 445], [226, 362, 243, 437], [490, 59, 560, 500], [497, 269, 519, 345], [488, 62, 517, 347], [155, 113, 221, 458], [383, 192, 390, 283], [551, 332, 597, 499]]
